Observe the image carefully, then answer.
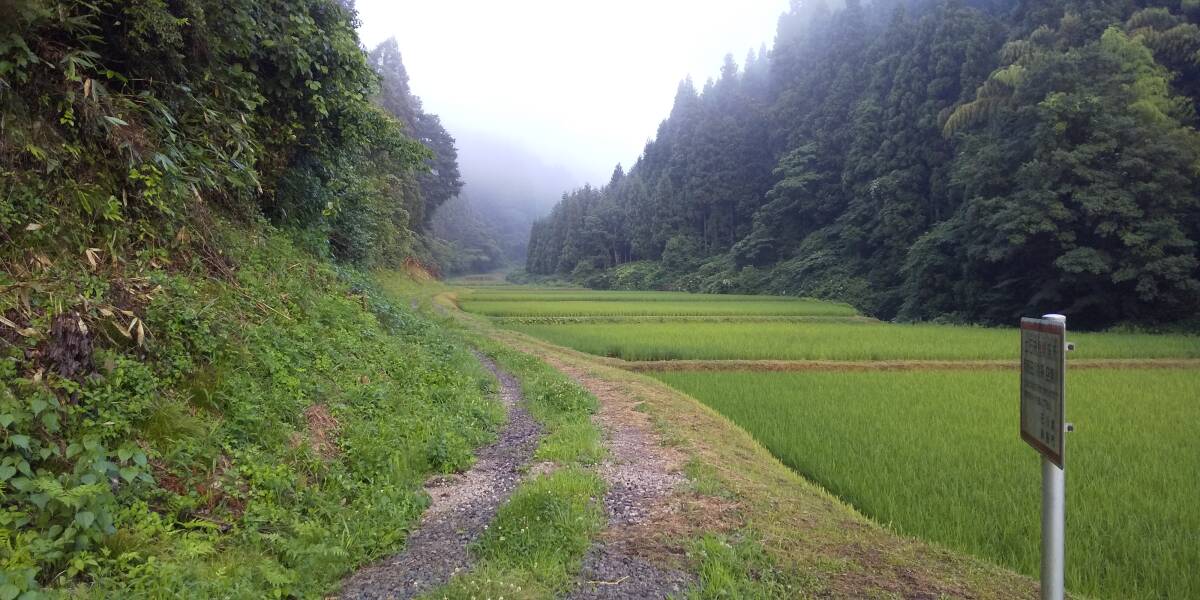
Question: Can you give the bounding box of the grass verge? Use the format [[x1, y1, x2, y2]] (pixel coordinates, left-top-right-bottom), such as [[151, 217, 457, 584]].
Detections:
[[486, 329, 1042, 599]]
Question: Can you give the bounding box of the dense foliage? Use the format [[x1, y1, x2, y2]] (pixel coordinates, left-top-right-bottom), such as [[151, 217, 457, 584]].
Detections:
[[526, 0, 1200, 328], [0, 0, 490, 596]]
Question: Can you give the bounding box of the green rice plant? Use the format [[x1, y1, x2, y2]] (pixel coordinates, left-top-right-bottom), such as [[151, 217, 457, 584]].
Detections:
[[506, 321, 1200, 360], [462, 288, 842, 304], [490, 315, 874, 326], [652, 369, 1200, 600], [462, 299, 859, 317]]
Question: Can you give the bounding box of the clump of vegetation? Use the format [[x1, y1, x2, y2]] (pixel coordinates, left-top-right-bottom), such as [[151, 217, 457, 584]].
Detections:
[[470, 469, 605, 589], [655, 369, 1200, 599], [482, 346, 605, 466], [425, 468, 605, 599], [687, 534, 809, 599]]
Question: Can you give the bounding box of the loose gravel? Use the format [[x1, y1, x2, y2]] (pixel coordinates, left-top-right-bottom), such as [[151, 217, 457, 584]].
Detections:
[[338, 352, 540, 600], [552, 362, 694, 600]]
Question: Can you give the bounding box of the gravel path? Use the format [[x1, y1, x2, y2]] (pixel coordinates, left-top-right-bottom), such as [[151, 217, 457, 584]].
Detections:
[[550, 360, 694, 600], [339, 352, 540, 600]]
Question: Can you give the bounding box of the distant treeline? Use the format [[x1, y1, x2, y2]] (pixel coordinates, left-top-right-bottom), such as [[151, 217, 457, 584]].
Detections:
[[526, 0, 1200, 327]]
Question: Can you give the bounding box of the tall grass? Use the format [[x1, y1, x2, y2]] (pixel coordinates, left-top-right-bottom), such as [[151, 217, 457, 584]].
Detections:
[[505, 321, 1200, 360], [652, 369, 1200, 600]]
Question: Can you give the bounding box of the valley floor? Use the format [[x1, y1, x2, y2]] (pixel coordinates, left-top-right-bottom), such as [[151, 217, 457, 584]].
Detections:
[[342, 281, 1055, 599]]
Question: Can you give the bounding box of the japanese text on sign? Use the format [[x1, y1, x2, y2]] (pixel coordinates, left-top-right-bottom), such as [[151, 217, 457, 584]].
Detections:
[[1020, 318, 1065, 467]]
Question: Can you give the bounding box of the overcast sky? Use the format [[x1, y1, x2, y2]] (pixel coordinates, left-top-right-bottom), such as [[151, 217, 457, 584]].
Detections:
[[355, 0, 790, 186]]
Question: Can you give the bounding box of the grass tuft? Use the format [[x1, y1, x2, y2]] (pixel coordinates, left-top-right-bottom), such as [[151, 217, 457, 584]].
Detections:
[[472, 468, 606, 589]]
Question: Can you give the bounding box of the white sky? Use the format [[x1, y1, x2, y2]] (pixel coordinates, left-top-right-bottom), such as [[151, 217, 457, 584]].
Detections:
[[355, 0, 790, 186]]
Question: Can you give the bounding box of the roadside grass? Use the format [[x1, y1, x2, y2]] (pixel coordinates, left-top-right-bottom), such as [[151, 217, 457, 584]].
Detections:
[[651, 369, 1200, 600], [688, 534, 815, 599], [462, 299, 858, 318], [424, 469, 606, 600], [474, 468, 605, 586], [487, 344, 606, 466], [503, 320, 1200, 361]]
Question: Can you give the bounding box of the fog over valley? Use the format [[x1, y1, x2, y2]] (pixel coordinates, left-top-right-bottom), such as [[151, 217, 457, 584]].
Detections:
[[353, 0, 790, 270]]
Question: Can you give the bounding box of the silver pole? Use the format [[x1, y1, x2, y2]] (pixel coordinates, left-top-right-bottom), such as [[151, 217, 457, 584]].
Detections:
[[1041, 456, 1065, 600], [1041, 313, 1066, 600]]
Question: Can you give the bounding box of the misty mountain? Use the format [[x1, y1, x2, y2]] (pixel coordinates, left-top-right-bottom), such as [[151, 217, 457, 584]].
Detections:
[[431, 130, 581, 273]]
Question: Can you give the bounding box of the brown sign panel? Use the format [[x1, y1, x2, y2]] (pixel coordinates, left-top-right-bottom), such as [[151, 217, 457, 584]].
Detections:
[[1020, 318, 1066, 467]]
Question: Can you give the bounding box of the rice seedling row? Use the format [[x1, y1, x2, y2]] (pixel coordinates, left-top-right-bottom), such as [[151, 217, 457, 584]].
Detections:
[[651, 369, 1200, 600], [504, 320, 1200, 361]]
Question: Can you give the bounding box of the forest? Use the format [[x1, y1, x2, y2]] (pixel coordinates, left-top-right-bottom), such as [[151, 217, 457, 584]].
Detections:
[[525, 0, 1200, 328]]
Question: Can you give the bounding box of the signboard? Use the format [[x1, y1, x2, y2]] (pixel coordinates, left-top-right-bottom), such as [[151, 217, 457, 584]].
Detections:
[[1020, 318, 1066, 467]]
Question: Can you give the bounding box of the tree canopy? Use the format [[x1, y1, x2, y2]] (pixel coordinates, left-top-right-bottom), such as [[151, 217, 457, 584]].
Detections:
[[526, 0, 1200, 328]]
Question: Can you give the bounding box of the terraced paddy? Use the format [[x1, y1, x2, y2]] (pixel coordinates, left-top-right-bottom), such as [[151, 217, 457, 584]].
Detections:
[[652, 369, 1200, 600], [504, 320, 1200, 361], [460, 284, 1200, 599]]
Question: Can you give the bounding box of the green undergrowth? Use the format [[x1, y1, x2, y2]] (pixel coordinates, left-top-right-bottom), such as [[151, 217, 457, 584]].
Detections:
[[0, 223, 505, 598]]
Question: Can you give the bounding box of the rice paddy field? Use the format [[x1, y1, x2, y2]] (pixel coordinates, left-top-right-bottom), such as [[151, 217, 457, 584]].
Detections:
[[503, 320, 1200, 361], [458, 289, 858, 318], [461, 285, 1200, 599], [652, 370, 1200, 600]]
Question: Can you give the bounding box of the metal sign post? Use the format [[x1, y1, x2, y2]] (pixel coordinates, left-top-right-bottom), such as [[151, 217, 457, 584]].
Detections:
[[1020, 314, 1071, 600]]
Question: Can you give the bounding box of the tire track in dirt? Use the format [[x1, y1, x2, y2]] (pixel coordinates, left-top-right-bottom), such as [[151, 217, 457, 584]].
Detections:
[[339, 352, 539, 600], [541, 357, 696, 600]]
